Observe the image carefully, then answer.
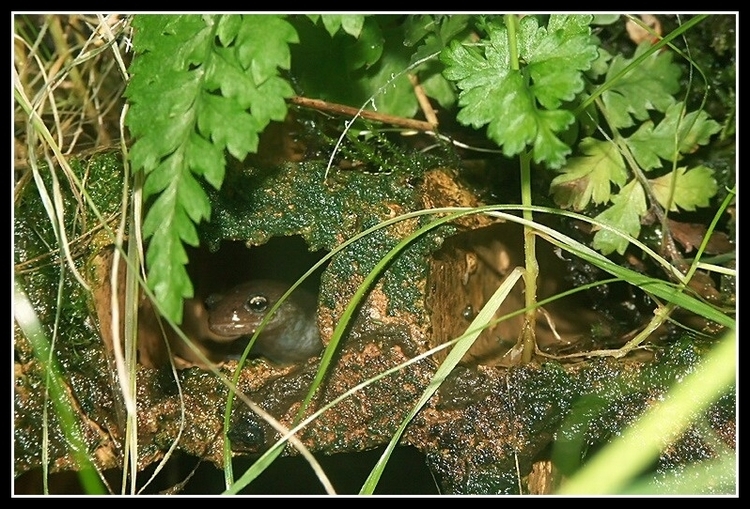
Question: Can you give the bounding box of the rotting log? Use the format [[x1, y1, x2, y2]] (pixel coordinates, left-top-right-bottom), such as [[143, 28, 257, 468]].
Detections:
[[14, 136, 734, 494]]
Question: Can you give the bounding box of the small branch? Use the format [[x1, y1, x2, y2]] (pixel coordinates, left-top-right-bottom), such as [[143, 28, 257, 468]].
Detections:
[[289, 95, 437, 133], [408, 74, 439, 127]]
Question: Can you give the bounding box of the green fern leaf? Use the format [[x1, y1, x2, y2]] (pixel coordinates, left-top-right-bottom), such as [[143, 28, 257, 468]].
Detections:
[[650, 166, 718, 212], [626, 102, 721, 170], [125, 14, 296, 322]]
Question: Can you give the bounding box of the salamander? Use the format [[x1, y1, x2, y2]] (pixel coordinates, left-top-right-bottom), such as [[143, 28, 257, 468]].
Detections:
[[202, 280, 322, 366]]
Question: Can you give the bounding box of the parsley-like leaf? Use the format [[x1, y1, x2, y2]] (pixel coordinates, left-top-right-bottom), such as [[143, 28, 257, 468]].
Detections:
[[592, 180, 647, 255], [650, 166, 718, 212], [601, 42, 681, 129], [627, 102, 721, 170], [550, 137, 627, 211], [440, 15, 597, 168]]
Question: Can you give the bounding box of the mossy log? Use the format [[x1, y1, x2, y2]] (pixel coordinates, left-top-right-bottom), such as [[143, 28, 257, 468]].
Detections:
[[14, 142, 733, 494]]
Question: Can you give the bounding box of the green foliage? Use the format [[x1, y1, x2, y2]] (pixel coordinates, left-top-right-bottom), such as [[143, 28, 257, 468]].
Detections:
[[627, 103, 721, 170], [434, 14, 725, 258], [550, 137, 627, 210], [13, 13, 734, 495], [289, 15, 422, 118], [405, 14, 472, 63], [591, 99, 719, 255], [307, 14, 365, 38], [551, 36, 721, 255], [650, 166, 718, 212], [124, 13, 728, 316], [341, 17, 384, 70], [403, 15, 472, 108], [553, 101, 720, 256], [125, 14, 296, 321], [601, 42, 681, 129], [440, 14, 599, 168]]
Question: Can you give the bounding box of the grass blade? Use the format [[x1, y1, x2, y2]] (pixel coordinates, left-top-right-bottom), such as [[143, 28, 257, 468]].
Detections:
[[558, 329, 735, 494], [359, 268, 524, 494]]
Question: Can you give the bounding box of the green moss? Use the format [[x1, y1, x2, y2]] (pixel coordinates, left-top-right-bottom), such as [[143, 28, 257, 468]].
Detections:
[[14, 151, 128, 473], [201, 153, 450, 314]]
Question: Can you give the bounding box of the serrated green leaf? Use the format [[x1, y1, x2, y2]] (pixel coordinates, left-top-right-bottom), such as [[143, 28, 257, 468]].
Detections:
[[627, 102, 721, 170], [593, 180, 647, 255], [674, 110, 722, 153], [441, 15, 597, 168], [142, 152, 183, 198], [186, 132, 225, 190], [601, 42, 681, 129], [340, 15, 366, 38], [126, 51, 204, 172], [532, 109, 577, 166], [626, 120, 662, 170], [408, 14, 472, 64], [236, 15, 298, 84], [216, 15, 241, 46], [320, 14, 343, 37], [131, 14, 209, 56], [197, 94, 261, 160], [405, 14, 470, 48], [141, 182, 176, 241], [319, 14, 366, 38], [144, 225, 194, 323], [649, 166, 718, 212], [173, 205, 201, 247], [142, 176, 204, 247], [526, 14, 597, 109], [178, 171, 212, 224], [206, 46, 294, 123], [126, 14, 298, 322], [587, 47, 613, 79], [551, 137, 627, 211]]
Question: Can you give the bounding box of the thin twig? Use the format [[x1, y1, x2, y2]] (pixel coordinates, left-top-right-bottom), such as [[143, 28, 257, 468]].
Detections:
[[408, 73, 439, 127], [289, 95, 436, 132]]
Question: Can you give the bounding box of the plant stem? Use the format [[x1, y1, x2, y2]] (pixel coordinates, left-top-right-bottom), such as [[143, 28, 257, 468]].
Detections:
[[519, 150, 538, 363], [504, 14, 520, 71], [594, 95, 686, 273], [505, 14, 537, 363]]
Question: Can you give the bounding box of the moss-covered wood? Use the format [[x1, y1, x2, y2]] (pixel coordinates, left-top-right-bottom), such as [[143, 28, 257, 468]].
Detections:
[[14, 141, 734, 494]]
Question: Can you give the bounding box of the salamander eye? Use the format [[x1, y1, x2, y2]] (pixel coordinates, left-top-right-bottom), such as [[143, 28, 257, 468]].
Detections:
[[245, 295, 269, 313]]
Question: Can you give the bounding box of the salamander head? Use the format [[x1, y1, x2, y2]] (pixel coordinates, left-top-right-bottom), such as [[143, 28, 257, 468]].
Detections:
[[204, 280, 321, 365]]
